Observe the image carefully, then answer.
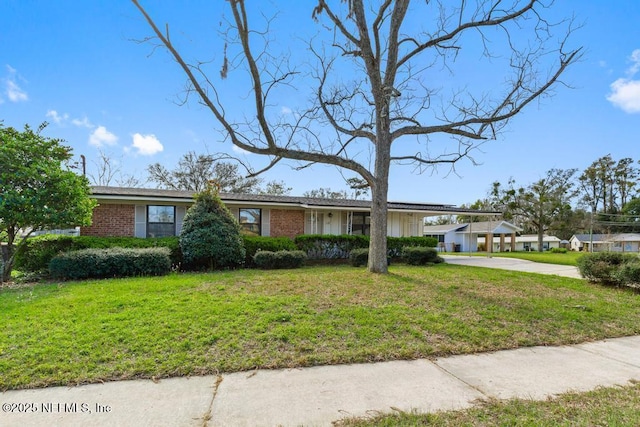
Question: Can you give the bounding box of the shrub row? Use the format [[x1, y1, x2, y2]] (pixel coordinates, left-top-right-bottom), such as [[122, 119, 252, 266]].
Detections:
[[49, 247, 171, 280], [577, 252, 640, 287], [15, 235, 181, 272], [17, 233, 439, 275], [349, 246, 444, 267], [253, 250, 307, 269], [295, 235, 437, 260], [402, 247, 445, 265], [243, 236, 297, 266]]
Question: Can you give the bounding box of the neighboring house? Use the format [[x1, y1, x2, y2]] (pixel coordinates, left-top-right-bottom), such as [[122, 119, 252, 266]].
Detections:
[[423, 220, 522, 252], [570, 233, 640, 252], [478, 234, 561, 252], [82, 186, 498, 240]]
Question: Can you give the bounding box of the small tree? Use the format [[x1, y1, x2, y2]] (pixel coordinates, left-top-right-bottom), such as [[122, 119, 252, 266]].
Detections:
[[0, 123, 97, 281], [179, 184, 245, 270]]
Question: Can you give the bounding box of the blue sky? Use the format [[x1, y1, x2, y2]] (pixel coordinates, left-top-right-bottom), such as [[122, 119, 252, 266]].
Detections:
[[2, 1, 639, 206]]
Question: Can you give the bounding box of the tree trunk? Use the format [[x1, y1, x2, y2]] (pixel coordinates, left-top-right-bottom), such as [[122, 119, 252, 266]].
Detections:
[[537, 227, 544, 253], [368, 136, 391, 274], [1, 229, 17, 282]]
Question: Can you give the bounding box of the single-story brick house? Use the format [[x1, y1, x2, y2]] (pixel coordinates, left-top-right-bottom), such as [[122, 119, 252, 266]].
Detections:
[[82, 186, 498, 239], [423, 220, 522, 252]]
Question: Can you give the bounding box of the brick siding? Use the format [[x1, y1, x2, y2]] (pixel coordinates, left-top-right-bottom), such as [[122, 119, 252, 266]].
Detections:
[[270, 209, 305, 238], [81, 204, 135, 237]]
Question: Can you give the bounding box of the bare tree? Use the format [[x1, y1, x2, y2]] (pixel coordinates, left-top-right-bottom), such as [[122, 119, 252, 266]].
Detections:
[[89, 150, 144, 188], [147, 151, 263, 193], [132, 0, 581, 273], [303, 187, 349, 199]]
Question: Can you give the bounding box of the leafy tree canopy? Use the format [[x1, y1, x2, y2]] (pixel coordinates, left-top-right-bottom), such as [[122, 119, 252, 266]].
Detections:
[[0, 123, 96, 281]]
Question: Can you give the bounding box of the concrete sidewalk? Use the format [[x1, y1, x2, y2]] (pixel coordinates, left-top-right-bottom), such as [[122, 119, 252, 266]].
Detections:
[[441, 255, 583, 279], [2, 336, 640, 427]]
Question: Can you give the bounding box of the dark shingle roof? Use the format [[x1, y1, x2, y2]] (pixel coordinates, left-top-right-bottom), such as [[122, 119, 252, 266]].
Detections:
[[90, 186, 500, 215]]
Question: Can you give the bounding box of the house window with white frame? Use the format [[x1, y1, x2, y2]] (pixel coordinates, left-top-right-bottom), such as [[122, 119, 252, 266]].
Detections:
[[147, 205, 175, 238], [239, 208, 261, 236]]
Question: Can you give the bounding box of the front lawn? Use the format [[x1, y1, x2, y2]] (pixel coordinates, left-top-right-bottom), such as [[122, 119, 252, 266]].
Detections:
[[339, 382, 640, 426], [2, 264, 640, 390], [446, 250, 584, 266]]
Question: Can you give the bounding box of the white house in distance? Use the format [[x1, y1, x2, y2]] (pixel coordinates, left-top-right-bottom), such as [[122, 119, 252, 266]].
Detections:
[[478, 234, 561, 252], [570, 233, 640, 252], [423, 220, 522, 252]]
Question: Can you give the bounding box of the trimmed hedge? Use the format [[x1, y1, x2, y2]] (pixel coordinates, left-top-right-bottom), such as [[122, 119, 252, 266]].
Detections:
[[388, 236, 438, 257], [349, 248, 370, 267], [253, 250, 307, 269], [295, 234, 369, 259], [617, 262, 640, 286], [295, 235, 437, 260], [15, 235, 182, 273], [402, 247, 444, 265], [49, 247, 171, 280], [550, 247, 568, 253], [243, 236, 297, 266], [577, 252, 640, 286]]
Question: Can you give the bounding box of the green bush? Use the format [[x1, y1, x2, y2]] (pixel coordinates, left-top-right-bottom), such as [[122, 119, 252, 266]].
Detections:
[[295, 234, 369, 259], [253, 250, 307, 269], [49, 247, 171, 280], [617, 262, 640, 286], [295, 235, 437, 260], [550, 247, 568, 253], [349, 248, 369, 267], [387, 236, 438, 257], [577, 252, 638, 285], [243, 236, 297, 266], [180, 188, 245, 270], [402, 247, 444, 265], [14, 235, 182, 273]]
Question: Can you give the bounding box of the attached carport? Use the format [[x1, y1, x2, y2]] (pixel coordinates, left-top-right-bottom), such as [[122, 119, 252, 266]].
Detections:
[[454, 220, 522, 253]]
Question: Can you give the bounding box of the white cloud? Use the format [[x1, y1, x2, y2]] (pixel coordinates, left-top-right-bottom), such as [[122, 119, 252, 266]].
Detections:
[[232, 144, 250, 154], [130, 133, 163, 156], [72, 116, 93, 128], [89, 126, 119, 147], [46, 110, 69, 124], [607, 79, 640, 113], [628, 49, 640, 75], [607, 49, 640, 114], [281, 106, 293, 115], [4, 65, 28, 102]]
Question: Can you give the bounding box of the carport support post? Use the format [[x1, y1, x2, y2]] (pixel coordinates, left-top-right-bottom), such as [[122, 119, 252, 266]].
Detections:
[[510, 233, 516, 252], [499, 234, 505, 252], [487, 233, 493, 254]]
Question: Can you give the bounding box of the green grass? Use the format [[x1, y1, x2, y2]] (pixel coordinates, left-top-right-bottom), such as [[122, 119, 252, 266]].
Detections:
[[446, 251, 584, 266], [2, 264, 640, 390], [338, 382, 640, 426]]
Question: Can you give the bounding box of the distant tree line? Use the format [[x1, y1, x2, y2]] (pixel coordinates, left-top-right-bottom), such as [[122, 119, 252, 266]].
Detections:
[[455, 155, 640, 248]]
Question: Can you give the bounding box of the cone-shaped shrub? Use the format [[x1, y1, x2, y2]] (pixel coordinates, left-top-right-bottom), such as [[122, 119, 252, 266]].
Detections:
[[180, 185, 245, 270]]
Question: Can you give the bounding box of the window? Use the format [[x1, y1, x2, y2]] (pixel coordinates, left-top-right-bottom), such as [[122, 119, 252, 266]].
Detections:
[[239, 208, 261, 236], [351, 212, 370, 235], [147, 205, 175, 238], [424, 234, 445, 243]]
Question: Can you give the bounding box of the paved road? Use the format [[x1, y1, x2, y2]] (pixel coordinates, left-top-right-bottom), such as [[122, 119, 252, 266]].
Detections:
[[441, 255, 583, 279]]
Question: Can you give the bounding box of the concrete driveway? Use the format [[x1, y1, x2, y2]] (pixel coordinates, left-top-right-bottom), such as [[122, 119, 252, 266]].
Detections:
[[441, 255, 582, 279]]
